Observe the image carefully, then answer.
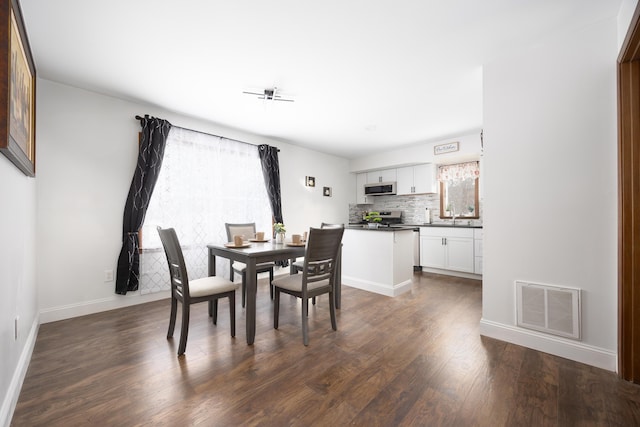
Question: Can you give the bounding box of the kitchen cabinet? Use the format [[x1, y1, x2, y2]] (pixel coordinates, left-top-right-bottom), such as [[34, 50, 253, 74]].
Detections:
[[366, 168, 396, 184], [419, 227, 475, 273], [474, 229, 483, 274], [397, 164, 436, 195], [355, 173, 369, 204]]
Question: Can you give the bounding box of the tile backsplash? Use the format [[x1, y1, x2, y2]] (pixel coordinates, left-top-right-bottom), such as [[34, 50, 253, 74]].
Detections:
[[349, 194, 483, 226]]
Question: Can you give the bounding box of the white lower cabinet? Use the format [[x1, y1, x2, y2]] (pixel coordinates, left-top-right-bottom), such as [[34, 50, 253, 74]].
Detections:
[[420, 227, 476, 274], [474, 229, 483, 274]]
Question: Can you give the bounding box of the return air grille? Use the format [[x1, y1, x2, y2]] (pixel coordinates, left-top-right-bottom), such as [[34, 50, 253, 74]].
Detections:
[[516, 281, 581, 340]]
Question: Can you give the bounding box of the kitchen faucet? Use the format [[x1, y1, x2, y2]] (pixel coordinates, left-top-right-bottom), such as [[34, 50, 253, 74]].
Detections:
[[450, 203, 457, 226]]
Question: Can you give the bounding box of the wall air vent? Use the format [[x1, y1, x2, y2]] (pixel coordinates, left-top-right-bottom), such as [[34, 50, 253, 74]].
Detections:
[[516, 281, 581, 340]]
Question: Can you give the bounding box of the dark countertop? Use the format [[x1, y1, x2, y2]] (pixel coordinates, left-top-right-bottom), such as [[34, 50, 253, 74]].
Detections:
[[410, 223, 483, 229], [348, 223, 483, 230], [346, 225, 416, 231]]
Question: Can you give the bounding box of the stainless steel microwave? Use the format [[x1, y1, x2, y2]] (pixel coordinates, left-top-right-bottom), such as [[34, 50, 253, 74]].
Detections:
[[364, 182, 396, 196]]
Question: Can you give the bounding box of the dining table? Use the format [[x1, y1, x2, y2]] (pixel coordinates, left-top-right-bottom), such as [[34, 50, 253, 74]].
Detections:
[[207, 240, 342, 345]]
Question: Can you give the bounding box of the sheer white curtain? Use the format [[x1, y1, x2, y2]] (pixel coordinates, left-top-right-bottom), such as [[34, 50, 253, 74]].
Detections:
[[139, 127, 272, 294]]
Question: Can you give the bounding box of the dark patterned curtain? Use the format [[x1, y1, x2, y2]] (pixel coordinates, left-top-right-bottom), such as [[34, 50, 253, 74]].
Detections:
[[258, 144, 287, 266], [115, 116, 172, 294], [258, 144, 283, 224]]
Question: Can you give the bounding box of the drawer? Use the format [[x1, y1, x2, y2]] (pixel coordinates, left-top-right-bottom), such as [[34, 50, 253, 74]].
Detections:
[[420, 226, 474, 238]]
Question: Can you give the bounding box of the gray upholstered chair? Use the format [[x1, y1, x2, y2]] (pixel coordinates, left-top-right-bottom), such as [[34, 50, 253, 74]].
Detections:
[[225, 222, 275, 306], [157, 226, 238, 356], [272, 226, 345, 345]]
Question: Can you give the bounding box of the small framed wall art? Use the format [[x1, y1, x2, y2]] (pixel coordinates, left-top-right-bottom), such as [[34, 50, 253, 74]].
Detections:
[[0, 0, 37, 176], [323, 187, 332, 197]]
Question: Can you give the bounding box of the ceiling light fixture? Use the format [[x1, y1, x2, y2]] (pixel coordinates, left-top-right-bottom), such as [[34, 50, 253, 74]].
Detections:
[[243, 86, 294, 102]]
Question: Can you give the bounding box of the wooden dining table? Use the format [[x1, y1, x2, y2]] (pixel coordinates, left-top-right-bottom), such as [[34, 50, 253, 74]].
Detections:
[[207, 240, 342, 345]]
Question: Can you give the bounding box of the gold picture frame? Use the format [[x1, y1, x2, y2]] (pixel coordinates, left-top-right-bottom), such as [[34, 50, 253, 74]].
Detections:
[[0, 0, 36, 176]]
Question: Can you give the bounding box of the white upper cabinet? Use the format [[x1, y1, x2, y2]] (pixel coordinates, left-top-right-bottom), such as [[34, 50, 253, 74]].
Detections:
[[396, 166, 414, 195], [366, 168, 396, 184], [355, 173, 368, 204], [396, 164, 436, 195]]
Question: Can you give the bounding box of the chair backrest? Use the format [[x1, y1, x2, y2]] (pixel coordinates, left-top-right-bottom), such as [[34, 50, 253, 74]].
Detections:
[[157, 227, 190, 299], [320, 222, 344, 229], [225, 223, 256, 242], [303, 227, 345, 284]]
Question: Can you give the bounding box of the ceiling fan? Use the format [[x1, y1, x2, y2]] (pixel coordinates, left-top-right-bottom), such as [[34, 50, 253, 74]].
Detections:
[[242, 87, 294, 102]]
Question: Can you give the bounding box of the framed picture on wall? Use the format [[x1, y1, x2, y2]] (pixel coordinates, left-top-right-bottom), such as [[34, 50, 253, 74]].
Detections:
[[0, 0, 36, 177]]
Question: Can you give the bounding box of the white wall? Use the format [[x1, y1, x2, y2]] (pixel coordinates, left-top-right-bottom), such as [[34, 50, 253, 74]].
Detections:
[[481, 16, 618, 370], [36, 79, 350, 323], [0, 153, 38, 425], [618, 0, 639, 49], [278, 144, 350, 234], [349, 131, 482, 172]]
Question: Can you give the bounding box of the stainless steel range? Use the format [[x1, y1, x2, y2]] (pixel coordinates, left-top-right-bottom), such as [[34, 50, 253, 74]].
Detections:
[[373, 210, 403, 226]]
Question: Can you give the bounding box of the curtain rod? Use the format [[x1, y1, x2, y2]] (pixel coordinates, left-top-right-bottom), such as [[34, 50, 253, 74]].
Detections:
[[135, 115, 279, 152]]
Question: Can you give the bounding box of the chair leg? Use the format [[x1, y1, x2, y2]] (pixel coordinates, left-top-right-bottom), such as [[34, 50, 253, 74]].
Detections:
[[167, 296, 178, 338], [178, 303, 190, 356], [229, 293, 236, 337], [329, 290, 337, 331], [274, 288, 280, 329], [302, 297, 309, 346], [212, 299, 219, 325], [312, 296, 316, 305]]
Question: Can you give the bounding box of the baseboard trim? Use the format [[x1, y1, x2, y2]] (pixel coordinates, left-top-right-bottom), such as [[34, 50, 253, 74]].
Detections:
[[342, 276, 412, 297], [1, 315, 39, 427], [39, 290, 171, 324], [421, 267, 482, 280], [479, 318, 617, 372]]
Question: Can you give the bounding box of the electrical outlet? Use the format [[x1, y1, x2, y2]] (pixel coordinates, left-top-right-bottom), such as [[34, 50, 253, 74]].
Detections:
[[14, 316, 19, 340], [104, 269, 114, 282]]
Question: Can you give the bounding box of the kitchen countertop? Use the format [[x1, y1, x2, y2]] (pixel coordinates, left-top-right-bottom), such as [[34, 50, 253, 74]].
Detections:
[[346, 224, 416, 231], [412, 223, 483, 229], [348, 223, 483, 230]]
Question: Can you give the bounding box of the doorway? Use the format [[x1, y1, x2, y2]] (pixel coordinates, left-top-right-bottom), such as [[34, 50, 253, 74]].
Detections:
[[618, 2, 640, 382]]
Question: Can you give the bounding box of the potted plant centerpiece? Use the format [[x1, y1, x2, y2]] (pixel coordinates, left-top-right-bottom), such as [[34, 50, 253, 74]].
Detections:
[[363, 211, 383, 228], [273, 222, 286, 243]]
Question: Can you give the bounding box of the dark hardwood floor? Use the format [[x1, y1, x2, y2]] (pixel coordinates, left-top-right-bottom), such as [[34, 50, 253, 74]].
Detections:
[[11, 273, 640, 426]]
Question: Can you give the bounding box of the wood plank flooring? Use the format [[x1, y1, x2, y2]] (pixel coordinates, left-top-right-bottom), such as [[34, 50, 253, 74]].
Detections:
[[11, 272, 640, 426]]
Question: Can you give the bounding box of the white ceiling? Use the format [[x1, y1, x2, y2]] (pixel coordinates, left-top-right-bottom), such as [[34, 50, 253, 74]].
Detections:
[[19, 0, 622, 159]]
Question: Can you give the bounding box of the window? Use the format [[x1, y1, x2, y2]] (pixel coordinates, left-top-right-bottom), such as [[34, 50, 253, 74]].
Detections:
[[438, 161, 480, 219], [139, 126, 272, 294]]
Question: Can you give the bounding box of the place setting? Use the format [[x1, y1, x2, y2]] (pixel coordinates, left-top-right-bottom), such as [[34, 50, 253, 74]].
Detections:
[[286, 232, 307, 247], [248, 231, 269, 243], [224, 234, 251, 248]]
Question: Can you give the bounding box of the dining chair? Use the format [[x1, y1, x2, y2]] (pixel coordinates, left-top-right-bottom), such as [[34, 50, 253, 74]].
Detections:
[[272, 226, 345, 345], [292, 223, 344, 305], [225, 222, 275, 307], [158, 226, 238, 356], [292, 223, 343, 273]]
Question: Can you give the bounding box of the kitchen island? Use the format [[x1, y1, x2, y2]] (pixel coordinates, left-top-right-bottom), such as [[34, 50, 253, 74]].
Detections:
[[342, 226, 414, 297]]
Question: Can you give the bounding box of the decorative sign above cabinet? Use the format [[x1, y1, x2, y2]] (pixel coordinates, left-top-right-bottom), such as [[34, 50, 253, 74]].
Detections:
[[434, 142, 459, 155]]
